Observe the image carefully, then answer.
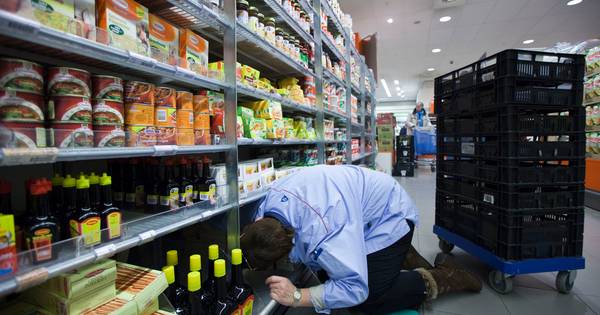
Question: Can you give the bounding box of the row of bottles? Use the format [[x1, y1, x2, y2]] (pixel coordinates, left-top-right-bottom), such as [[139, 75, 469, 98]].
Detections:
[[163, 245, 253, 315]]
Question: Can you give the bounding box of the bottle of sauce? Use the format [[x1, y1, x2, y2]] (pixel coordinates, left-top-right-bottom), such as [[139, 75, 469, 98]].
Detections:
[[145, 159, 160, 213], [89, 173, 101, 212], [99, 173, 121, 241], [110, 160, 125, 208], [0, 180, 11, 214], [163, 265, 176, 303], [188, 271, 210, 315], [124, 159, 138, 211], [167, 250, 188, 314], [198, 157, 216, 204], [203, 244, 219, 296], [160, 159, 179, 211], [25, 179, 58, 264], [135, 159, 146, 209], [189, 254, 214, 313], [190, 159, 201, 203], [61, 175, 77, 240], [69, 176, 101, 246], [210, 259, 236, 315], [229, 249, 254, 315], [50, 174, 63, 217], [178, 158, 193, 207]]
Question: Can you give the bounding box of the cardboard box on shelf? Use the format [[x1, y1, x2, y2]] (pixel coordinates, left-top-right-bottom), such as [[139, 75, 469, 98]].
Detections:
[[377, 125, 394, 134], [257, 157, 274, 174], [22, 281, 116, 315], [179, 29, 208, 77], [39, 259, 116, 300], [149, 14, 179, 66], [115, 262, 167, 315], [9, 0, 75, 34], [74, 0, 96, 41], [261, 170, 276, 187], [97, 0, 150, 56], [81, 295, 136, 315], [210, 164, 227, 186]]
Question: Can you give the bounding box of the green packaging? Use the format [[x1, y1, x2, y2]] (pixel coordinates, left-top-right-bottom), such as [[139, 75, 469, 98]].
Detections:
[[115, 262, 167, 315], [39, 259, 116, 300], [237, 106, 254, 138], [81, 295, 137, 315], [22, 281, 116, 315]]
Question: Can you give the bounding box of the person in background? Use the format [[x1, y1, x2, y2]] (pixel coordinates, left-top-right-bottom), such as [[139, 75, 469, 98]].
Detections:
[[241, 165, 482, 315], [405, 102, 432, 136]]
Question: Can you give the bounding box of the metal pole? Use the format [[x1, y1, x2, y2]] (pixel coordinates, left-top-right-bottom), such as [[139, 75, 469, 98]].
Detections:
[[345, 28, 352, 164], [313, 0, 325, 165], [359, 56, 366, 159]]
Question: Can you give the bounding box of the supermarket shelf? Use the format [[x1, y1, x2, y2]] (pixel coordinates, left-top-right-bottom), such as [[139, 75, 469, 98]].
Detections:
[[240, 189, 269, 206], [351, 122, 364, 129], [585, 67, 600, 79], [0, 201, 234, 298], [321, 0, 349, 40], [586, 125, 600, 132], [352, 151, 376, 162], [324, 68, 346, 88], [0, 145, 234, 166], [351, 83, 362, 96], [236, 22, 314, 78], [163, 0, 231, 33], [262, 0, 313, 44], [237, 84, 317, 114], [323, 108, 348, 121], [584, 95, 600, 106], [0, 11, 228, 92], [322, 34, 347, 63], [238, 138, 318, 146], [297, 0, 314, 14], [324, 139, 348, 144]]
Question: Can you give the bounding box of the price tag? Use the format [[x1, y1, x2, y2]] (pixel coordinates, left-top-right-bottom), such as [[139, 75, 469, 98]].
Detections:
[[153, 145, 177, 156], [0, 148, 58, 166], [139, 230, 157, 244], [16, 268, 48, 292], [128, 52, 156, 68], [0, 12, 39, 36], [176, 67, 197, 79], [94, 244, 117, 260]]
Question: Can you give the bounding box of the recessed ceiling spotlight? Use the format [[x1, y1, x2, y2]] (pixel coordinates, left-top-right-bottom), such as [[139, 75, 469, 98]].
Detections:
[[440, 16, 452, 22], [394, 80, 399, 85], [432, 48, 442, 53], [387, 18, 394, 24], [427, 68, 435, 72], [523, 39, 535, 44], [397, 92, 402, 96], [567, 0, 583, 5], [395, 86, 401, 91]]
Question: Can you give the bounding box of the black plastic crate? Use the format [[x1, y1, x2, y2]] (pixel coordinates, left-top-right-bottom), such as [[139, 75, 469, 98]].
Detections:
[[397, 136, 414, 147], [435, 193, 457, 231], [479, 183, 584, 210], [478, 160, 585, 185], [477, 78, 583, 109], [476, 139, 585, 159], [394, 162, 415, 177], [437, 175, 459, 193], [397, 146, 414, 159]]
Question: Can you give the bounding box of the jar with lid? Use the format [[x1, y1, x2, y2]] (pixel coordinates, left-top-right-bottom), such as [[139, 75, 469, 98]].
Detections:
[[293, 39, 301, 63], [299, 11, 308, 32], [300, 45, 309, 68], [283, 0, 292, 15], [293, 2, 301, 20], [248, 6, 259, 33], [282, 33, 290, 55], [236, 0, 249, 25], [265, 18, 276, 44], [275, 28, 284, 49], [257, 13, 266, 38]]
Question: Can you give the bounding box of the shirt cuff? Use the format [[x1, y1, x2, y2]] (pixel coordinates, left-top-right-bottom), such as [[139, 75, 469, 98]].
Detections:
[[309, 284, 329, 314]]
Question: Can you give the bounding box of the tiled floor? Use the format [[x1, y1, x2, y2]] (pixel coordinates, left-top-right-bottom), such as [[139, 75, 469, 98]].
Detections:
[[397, 168, 600, 315]]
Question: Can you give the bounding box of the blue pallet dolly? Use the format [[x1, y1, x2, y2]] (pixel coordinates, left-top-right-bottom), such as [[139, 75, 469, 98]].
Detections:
[[433, 225, 586, 294]]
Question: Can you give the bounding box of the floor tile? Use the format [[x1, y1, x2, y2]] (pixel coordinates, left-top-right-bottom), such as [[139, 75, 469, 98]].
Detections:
[[500, 286, 595, 315], [576, 294, 600, 314]]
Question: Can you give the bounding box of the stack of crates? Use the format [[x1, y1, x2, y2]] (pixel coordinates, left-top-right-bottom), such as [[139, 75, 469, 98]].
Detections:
[[395, 136, 415, 177], [435, 49, 586, 260]]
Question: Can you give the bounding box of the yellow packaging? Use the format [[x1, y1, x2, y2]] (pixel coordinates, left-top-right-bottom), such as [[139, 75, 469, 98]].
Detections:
[[176, 109, 194, 129], [194, 113, 210, 130], [176, 128, 194, 146], [1, 301, 51, 315], [81, 296, 137, 315], [179, 29, 209, 77], [39, 259, 116, 300], [96, 0, 150, 56], [260, 170, 276, 187], [9, 0, 75, 34], [176, 91, 193, 110], [125, 103, 154, 125], [149, 14, 179, 66], [154, 106, 176, 127], [115, 262, 168, 315], [243, 177, 262, 194], [266, 119, 284, 139], [258, 158, 274, 173], [0, 213, 17, 275], [193, 94, 209, 114], [241, 65, 260, 86], [22, 282, 116, 315]]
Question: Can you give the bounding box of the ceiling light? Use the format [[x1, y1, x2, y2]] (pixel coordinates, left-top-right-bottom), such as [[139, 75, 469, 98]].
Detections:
[[381, 79, 392, 97], [394, 80, 399, 85], [427, 68, 435, 72], [439, 16, 452, 22], [432, 48, 442, 53], [523, 39, 535, 44], [567, 0, 583, 5], [397, 92, 402, 96], [387, 18, 394, 24], [395, 86, 401, 91]]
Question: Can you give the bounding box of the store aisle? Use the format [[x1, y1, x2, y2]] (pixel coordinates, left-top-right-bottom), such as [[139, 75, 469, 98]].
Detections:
[[398, 169, 600, 315]]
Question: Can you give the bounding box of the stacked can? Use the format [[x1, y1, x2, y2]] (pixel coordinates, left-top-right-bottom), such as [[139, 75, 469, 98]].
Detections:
[[124, 81, 156, 146], [0, 58, 47, 148], [154, 86, 177, 145], [176, 91, 195, 146], [47, 67, 94, 148], [193, 93, 211, 145], [92, 75, 125, 147]]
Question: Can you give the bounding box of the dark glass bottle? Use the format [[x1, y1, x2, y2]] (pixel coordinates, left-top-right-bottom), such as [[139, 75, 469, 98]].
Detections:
[[50, 174, 63, 217], [190, 159, 201, 203], [69, 176, 101, 246], [167, 250, 188, 314], [190, 254, 213, 312], [25, 179, 58, 264], [0, 180, 11, 213], [124, 159, 138, 211], [99, 173, 121, 241], [198, 158, 216, 204], [159, 159, 179, 211], [89, 172, 101, 212], [203, 244, 219, 296], [189, 271, 211, 315], [110, 160, 125, 208], [178, 158, 193, 207], [229, 249, 254, 315], [61, 175, 77, 240], [210, 259, 236, 315], [145, 159, 160, 213]]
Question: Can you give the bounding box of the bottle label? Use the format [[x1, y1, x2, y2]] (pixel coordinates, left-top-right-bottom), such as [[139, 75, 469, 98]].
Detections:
[[242, 295, 254, 315], [192, 190, 198, 200], [199, 184, 217, 203], [159, 195, 170, 206], [125, 192, 136, 203], [147, 194, 158, 205], [169, 187, 179, 210], [232, 308, 242, 315], [135, 185, 145, 206], [70, 217, 101, 246], [107, 212, 121, 239], [113, 191, 123, 202], [185, 185, 193, 205], [30, 228, 53, 262]]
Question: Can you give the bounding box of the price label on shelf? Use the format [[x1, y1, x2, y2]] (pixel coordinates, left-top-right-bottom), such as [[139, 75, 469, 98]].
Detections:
[[128, 52, 156, 68], [0, 12, 39, 36], [153, 145, 177, 156], [0, 148, 58, 166], [15, 268, 49, 292], [176, 67, 198, 80], [139, 230, 157, 244], [94, 244, 117, 260]]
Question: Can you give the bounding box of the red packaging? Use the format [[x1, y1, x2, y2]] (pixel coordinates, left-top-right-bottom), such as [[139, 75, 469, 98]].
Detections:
[[94, 124, 125, 147], [211, 108, 224, 136], [92, 99, 124, 125], [48, 95, 92, 122], [125, 125, 156, 147], [154, 86, 176, 108], [92, 75, 123, 101], [50, 122, 94, 148], [194, 129, 211, 145], [0, 121, 46, 148], [0, 58, 44, 94], [155, 126, 176, 145], [0, 89, 45, 121], [376, 113, 396, 125], [124, 81, 155, 105], [47, 67, 91, 96]]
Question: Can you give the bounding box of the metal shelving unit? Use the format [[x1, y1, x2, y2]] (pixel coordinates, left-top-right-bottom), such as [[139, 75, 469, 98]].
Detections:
[[0, 0, 377, 302]]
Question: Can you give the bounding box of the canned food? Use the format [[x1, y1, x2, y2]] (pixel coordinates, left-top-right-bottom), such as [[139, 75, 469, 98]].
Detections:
[[176, 109, 194, 129], [155, 106, 176, 127], [0, 121, 46, 148], [193, 94, 208, 113], [92, 99, 124, 125], [125, 125, 156, 147], [155, 87, 176, 108], [177, 128, 194, 146], [94, 124, 125, 147], [0, 89, 44, 121], [48, 95, 92, 122], [0, 58, 44, 93], [125, 81, 155, 105], [193, 113, 209, 130], [47, 67, 91, 96], [125, 103, 154, 125], [50, 122, 94, 148], [194, 129, 211, 145], [176, 91, 193, 110], [92, 75, 123, 101], [156, 126, 176, 145]]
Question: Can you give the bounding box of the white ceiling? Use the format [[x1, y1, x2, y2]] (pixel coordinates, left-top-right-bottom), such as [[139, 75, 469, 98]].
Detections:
[[341, 0, 600, 100]]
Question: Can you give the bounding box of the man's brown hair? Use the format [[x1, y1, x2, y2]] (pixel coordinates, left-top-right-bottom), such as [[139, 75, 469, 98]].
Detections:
[[241, 217, 294, 270]]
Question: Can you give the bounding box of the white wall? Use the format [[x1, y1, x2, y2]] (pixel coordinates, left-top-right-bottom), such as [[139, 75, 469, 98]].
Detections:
[[417, 80, 434, 106]]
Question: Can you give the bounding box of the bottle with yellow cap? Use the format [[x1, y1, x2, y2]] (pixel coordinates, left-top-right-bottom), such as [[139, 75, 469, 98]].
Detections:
[[60, 174, 77, 240], [89, 172, 101, 212], [189, 254, 214, 314], [166, 249, 188, 311], [203, 244, 219, 295], [25, 178, 58, 264], [99, 173, 121, 240], [210, 259, 236, 315], [189, 269, 214, 315], [69, 175, 101, 246], [229, 249, 254, 315], [163, 265, 177, 303]]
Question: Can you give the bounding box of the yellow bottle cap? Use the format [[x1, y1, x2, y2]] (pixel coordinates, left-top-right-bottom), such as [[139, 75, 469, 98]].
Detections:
[[162, 266, 175, 285], [231, 249, 243, 266], [79, 172, 87, 179], [214, 259, 226, 278], [188, 271, 201, 292], [99, 173, 112, 186], [167, 250, 178, 266], [51, 174, 63, 186], [208, 244, 219, 260], [76, 176, 89, 189], [63, 175, 76, 188], [89, 172, 100, 185], [190, 254, 201, 272]]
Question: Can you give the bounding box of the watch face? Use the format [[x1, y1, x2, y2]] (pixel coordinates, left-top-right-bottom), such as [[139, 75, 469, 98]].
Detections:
[[294, 290, 302, 300]]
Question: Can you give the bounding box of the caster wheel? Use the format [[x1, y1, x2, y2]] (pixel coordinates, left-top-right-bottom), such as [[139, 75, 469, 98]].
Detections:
[[438, 238, 454, 254], [488, 270, 513, 294], [556, 271, 577, 294]]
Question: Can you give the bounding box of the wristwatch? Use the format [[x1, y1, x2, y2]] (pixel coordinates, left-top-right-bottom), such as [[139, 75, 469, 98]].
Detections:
[[292, 288, 302, 306]]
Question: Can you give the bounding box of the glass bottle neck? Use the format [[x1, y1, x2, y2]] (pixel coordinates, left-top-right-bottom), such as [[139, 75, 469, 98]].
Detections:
[[202, 162, 211, 178], [231, 263, 243, 286], [77, 188, 91, 211], [101, 185, 113, 206], [215, 276, 227, 299]]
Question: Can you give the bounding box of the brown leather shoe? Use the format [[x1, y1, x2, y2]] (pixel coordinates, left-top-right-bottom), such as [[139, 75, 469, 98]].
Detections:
[[415, 267, 482, 300], [402, 245, 434, 270]]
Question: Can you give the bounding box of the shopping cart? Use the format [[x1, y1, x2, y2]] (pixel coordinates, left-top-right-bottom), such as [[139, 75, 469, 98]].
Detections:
[[413, 128, 436, 172]]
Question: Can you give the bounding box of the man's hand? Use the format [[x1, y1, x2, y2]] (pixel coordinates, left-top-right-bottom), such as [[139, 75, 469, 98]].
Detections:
[[266, 276, 296, 306]]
